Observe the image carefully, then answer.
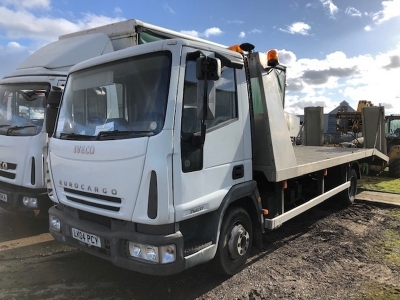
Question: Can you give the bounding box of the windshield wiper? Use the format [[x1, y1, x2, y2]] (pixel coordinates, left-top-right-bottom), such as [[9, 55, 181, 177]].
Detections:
[[6, 125, 37, 135], [60, 133, 96, 140], [96, 130, 153, 140]]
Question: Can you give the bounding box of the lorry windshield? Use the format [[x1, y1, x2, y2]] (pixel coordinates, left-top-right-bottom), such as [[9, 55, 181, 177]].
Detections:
[[0, 83, 48, 136], [55, 51, 171, 140]]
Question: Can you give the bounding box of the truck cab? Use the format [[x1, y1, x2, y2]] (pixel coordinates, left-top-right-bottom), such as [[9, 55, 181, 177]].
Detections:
[[48, 39, 253, 274]]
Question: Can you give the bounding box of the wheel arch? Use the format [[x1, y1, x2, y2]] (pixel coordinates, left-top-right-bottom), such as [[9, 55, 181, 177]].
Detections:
[[210, 181, 263, 247]]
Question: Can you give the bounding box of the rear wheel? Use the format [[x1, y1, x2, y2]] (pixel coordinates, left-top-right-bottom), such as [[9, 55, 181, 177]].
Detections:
[[212, 207, 252, 276], [389, 157, 400, 178], [341, 169, 357, 206]]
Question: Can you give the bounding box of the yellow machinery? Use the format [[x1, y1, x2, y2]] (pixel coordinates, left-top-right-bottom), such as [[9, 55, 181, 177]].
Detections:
[[336, 102, 400, 177], [385, 115, 400, 177], [335, 100, 373, 134]]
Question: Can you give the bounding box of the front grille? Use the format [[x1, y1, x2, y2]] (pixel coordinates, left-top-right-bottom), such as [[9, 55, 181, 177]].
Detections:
[[0, 162, 17, 170], [0, 161, 17, 180], [64, 188, 122, 212], [77, 209, 112, 228], [0, 169, 16, 179]]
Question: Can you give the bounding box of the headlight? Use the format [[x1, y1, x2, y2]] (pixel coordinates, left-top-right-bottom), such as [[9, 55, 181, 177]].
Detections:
[[127, 242, 175, 264], [22, 197, 38, 208], [160, 245, 176, 263], [128, 244, 142, 257], [49, 215, 61, 232], [146, 246, 158, 261]]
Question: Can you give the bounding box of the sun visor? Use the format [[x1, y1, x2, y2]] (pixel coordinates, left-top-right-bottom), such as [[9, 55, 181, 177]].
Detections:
[[17, 33, 114, 71]]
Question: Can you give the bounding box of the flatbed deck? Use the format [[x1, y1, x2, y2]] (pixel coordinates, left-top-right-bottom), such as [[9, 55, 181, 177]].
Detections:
[[275, 146, 387, 181]]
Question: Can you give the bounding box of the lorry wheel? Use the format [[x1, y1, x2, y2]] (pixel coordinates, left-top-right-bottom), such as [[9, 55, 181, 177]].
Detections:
[[212, 207, 252, 276], [388, 157, 400, 178], [341, 169, 357, 206]]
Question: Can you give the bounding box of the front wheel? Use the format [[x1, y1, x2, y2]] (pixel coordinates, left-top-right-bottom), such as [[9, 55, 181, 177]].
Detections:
[[212, 207, 252, 276]]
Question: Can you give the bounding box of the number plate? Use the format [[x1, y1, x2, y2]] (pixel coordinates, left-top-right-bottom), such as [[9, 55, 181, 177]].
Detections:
[[71, 227, 101, 248], [0, 192, 7, 202]]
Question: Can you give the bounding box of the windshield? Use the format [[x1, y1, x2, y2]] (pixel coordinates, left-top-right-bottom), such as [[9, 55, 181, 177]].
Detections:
[[55, 51, 171, 140], [386, 117, 400, 137], [0, 83, 49, 136]]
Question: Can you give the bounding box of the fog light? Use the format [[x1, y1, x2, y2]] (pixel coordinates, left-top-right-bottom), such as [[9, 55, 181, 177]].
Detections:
[[49, 215, 61, 232], [128, 244, 142, 257], [22, 197, 38, 208], [160, 245, 176, 263], [146, 246, 158, 262]]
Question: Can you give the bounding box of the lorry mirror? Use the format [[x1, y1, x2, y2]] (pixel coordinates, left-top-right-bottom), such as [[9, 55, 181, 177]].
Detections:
[[45, 86, 64, 135], [197, 80, 215, 120], [47, 86, 63, 106], [45, 105, 58, 136], [196, 57, 221, 81]]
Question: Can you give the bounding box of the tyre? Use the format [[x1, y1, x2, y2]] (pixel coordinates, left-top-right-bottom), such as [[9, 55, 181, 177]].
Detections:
[[388, 157, 400, 178], [212, 207, 252, 276], [341, 169, 357, 206]]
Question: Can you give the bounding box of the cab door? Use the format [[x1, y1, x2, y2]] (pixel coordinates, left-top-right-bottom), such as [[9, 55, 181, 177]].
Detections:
[[172, 46, 250, 221]]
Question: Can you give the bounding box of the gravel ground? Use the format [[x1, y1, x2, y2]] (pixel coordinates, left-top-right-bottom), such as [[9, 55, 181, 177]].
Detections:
[[0, 200, 399, 300]]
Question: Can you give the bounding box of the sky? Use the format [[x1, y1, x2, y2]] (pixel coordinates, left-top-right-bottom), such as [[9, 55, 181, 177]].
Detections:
[[0, 0, 399, 115]]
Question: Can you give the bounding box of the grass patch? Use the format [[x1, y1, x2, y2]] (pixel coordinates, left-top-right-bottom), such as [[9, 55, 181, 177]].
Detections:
[[361, 209, 400, 299], [358, 171, 400, 193], [356, 283, 400, 300], [370, 209, 400, 267]]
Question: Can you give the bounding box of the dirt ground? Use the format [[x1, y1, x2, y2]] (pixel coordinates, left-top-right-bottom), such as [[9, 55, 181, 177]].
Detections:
[[0, 199, 399, 300]]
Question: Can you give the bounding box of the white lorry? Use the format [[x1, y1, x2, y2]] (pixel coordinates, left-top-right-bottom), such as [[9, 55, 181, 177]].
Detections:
[[0, 19, 216, 217], [46, 22, 388, 275]]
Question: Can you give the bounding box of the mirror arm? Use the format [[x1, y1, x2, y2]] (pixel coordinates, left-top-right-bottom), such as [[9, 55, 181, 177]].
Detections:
[[198, 69, 209, 146]]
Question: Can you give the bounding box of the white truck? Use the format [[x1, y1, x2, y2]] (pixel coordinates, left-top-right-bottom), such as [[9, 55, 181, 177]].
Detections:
[[46, 22, 388, 276], [0, 19, 217, 217]]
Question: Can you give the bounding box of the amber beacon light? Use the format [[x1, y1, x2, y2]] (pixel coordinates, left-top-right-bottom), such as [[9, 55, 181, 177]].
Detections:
[[267, 49, 279, 66]]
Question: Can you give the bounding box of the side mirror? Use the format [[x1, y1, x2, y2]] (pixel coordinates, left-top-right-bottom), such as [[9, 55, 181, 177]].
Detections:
[[196, 57, 221, 80], [45, 86, 64, 135], [196, 56, 220, 121], [47, 86, 63, 106]]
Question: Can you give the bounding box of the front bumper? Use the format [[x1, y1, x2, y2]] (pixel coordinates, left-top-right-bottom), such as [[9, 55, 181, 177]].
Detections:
[[0, 182, 51, 217], [49, 205, 185, 276]]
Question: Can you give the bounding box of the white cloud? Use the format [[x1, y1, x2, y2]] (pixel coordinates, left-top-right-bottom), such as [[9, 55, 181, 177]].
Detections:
[[6, 41, 26, 51], [0, 7, 124, 42], [77, 13, 125, 30], [239, 31, 245, 38], [249, 28, 262, 34], [181, 27, 223, 38], [283, 45, 400, 115], [278, 49, 297, 65], [204, 27, 223, 38], [345, 7, 361, 17], [114, 7, 122, 14], [372, 0, 400, 24], [164, 4, 175, 14], [0, 0, 50, 9], [320, 0, 339, 18], [364, 25, 372, 31], [279, 22, 311, 35], [227, 20, 243, 25]]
